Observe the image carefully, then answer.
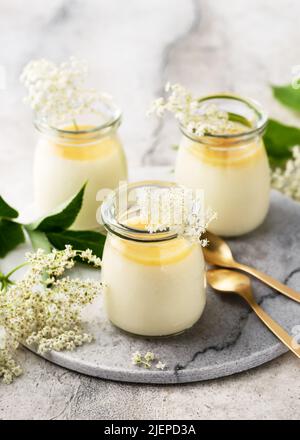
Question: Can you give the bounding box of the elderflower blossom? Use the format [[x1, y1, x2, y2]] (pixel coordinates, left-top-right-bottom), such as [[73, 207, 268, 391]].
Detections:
[[0, 326, 6, 349], [20, 56, 112, 126], [0, 333, 22, 385], [131, 351, 153, 369], [132, 351, 143, 365], [136, 186, 216, 245], [148, 82, 234, 136], [80, 249, 102, 267], [144, 352, 155, 362], [0, 246, 103, 383], [271, 146, 300, 202], [156, 361, 166, 370], [131, 351, 166, 370]]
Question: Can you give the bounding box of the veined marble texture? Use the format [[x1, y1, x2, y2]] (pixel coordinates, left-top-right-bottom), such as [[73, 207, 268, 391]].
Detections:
[[1, 0, 300, 205], [0, 0, 300, 420]]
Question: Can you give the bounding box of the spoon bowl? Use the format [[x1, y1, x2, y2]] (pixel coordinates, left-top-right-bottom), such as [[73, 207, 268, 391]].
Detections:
[[203, 231, 235, 266], [206, 268, 251, 298], [203, 231, 300, 303], [206, 268, 300, 358]]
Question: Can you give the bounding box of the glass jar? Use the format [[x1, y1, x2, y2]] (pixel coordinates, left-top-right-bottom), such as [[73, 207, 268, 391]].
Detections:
[[33, 103, 127, 230], [100, 181, 206, 337], [175, 94, 270, 237]]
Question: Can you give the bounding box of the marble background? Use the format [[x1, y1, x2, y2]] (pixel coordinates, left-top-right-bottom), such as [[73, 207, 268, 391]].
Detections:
[[1, 0, 300, 420]]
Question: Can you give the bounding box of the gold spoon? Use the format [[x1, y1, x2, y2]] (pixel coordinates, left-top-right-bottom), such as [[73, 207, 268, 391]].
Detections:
[[203, 231, 300, 304], [207, 268, 300, 358]]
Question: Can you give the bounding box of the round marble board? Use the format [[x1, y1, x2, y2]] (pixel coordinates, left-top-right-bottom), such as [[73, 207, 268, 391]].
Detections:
[[3, 167, 300, 384]]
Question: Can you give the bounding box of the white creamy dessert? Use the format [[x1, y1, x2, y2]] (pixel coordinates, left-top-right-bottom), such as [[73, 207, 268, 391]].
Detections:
[[102, 233, 206, 337], [100, 182, 207, 337], [33, 106, 127, 230], [175, 95, 270, 237], [175, 136, 270, 236], [34, 131, 127, 230]]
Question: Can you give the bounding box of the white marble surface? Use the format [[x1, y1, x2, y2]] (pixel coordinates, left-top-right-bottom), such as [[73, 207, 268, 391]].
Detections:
[[1, 0, 300, 420]]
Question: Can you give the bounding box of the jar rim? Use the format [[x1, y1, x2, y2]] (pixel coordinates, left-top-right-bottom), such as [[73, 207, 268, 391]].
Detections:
[[34, 101, 122, 139], [180, 93, 268, 144], [101, 181, 181, 243]]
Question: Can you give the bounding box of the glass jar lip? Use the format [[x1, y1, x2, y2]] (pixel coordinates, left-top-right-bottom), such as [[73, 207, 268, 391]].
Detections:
[[101, 180, 180, 243], [34, 101, 122, 139], [179, 93, 268, 143]]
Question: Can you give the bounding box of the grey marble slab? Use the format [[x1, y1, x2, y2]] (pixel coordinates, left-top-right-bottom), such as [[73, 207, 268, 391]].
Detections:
[[8, 183, 297, 385]]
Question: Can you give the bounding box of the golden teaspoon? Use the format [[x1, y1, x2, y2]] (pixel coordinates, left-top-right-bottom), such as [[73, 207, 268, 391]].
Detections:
[[203, 231, 300, 304], [207, 269, 300, 358]]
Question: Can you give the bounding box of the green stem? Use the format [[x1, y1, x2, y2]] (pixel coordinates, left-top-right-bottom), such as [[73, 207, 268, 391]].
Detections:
[[72, 118, 79, 131], [25, 228, 52, 254], [0, 278, 12, 293], [0, 279, 6, 293], [0, 262, 29, 293], [5, 262, 29, 279]]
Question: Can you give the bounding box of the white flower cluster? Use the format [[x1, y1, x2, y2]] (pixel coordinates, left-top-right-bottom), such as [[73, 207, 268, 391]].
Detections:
[[271, 146, 300, 202], [148, 82, 233, 136], [0, 326, 6, 350], [0, 335, 22, 385], [20, 56, 112, 126], [80, 248, 102, 267], [0, 246, 102, 384], [132, 351, 166, 370], [136, 187, 216, 245]]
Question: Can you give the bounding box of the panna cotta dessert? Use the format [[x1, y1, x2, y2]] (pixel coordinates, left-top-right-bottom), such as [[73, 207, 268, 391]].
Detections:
[[33, 107, 127, 230], [101, 182, 208, 337], [175, 95, 270, 236]]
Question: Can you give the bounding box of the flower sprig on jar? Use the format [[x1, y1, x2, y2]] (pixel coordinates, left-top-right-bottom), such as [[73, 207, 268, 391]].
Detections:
[[20, 56, 112, 129], [100, 181, 214, 337], [0, 246, 103, 384], [149, 84, 270, 237], [148, 82, 235, 136], [21, 56, 127, 231], [136, 185, 217, 245]]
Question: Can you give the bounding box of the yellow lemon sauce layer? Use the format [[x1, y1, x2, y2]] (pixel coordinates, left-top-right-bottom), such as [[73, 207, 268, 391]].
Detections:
[[109, 217, 195, 266], [51, 125, 120, 161], [185, 122, 264, 168], [108, 235, 195, 266], [187, 140, 264, 168]]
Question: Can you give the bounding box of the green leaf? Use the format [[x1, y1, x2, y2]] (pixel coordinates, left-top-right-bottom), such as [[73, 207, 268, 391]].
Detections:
[[263, 119, 300, 166], [26, 229, 52, 253], [30, 183, 86, 232], [0, 196, 19, 219], [272, 84, 300, 112], [0, 220, 25, 258], [228, 112, 252, 127], [46, 230, 106, 258]]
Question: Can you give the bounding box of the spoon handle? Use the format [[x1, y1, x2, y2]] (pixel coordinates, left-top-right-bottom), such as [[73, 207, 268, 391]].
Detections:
[[234, 262, 300, 304], [246, 297, 300, 358]]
